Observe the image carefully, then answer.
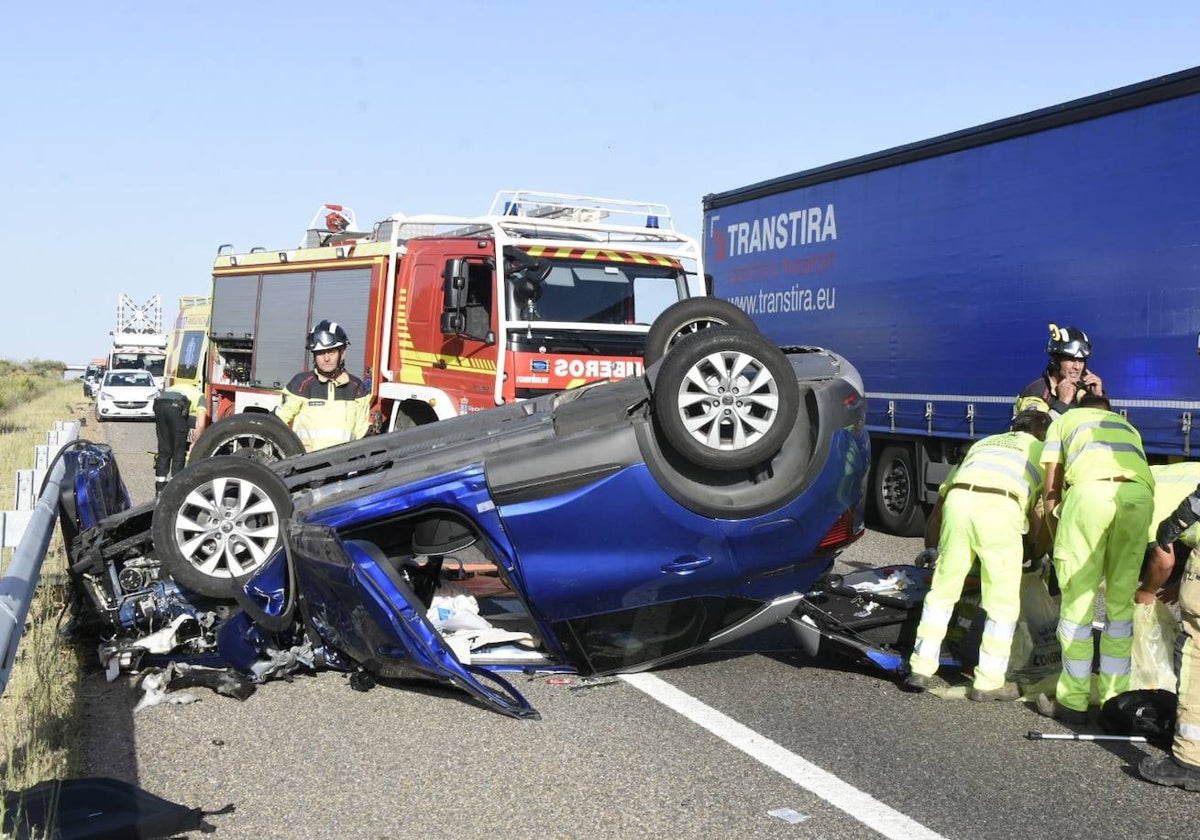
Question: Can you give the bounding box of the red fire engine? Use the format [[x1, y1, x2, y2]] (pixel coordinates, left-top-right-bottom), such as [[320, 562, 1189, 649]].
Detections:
[[204, 191, 705, 432]]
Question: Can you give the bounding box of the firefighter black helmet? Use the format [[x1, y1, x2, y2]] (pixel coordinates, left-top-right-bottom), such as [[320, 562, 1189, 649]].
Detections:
[[1046, 323, 1091, 360], [308, 320, 350, 352]]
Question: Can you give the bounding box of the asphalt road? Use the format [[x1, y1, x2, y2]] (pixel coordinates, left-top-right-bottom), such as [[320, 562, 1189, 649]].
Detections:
[[78, 418, 1193, 840]]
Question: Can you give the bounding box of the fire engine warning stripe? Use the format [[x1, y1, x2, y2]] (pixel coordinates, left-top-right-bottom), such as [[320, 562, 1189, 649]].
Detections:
[[398, 349, 496, 373], [523, 246, 680, 268]]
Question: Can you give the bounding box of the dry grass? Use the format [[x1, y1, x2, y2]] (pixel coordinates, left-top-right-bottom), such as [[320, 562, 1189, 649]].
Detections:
[[0, 372, 95, 802]]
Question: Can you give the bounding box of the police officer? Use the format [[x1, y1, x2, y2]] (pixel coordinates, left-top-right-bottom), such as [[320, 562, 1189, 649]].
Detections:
[[1035, 393, 1154, 723], [274, 320, 370, 452], [1140, 472, 1200, 790], [153, 382, 208, 495], [902, 408, 1052, 700], [1018, 323, 1105, 418]]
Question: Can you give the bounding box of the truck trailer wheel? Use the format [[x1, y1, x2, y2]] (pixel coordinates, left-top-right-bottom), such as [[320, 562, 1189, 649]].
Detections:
[[152, 455, 292, 599], [643, 298, 758, 365], [188, 413, 305, 465], [871, 445, 926, 537], [652, 328, 798, 471]]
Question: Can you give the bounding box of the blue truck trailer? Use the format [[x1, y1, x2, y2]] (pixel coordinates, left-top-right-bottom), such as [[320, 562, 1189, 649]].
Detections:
[[702, 66, 1200, 535]]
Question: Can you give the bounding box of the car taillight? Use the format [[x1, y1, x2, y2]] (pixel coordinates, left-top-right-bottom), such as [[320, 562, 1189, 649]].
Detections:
[[816, 507, 861, 550]]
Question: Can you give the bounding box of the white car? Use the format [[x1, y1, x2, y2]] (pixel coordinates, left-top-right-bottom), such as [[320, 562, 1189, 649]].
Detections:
[[94, 370, 159, 422]]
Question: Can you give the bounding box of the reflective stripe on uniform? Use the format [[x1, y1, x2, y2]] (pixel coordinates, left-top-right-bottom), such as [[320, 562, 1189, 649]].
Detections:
[[1105, 618, 1133, 639], [1058, 619, 1093, 642], [919, 605, 954, 626], [983, 617, 1016, 641], [1178, 720, 1200, 740], [1099, 653, 1131, 676], [1063, 656, 1093, 679]]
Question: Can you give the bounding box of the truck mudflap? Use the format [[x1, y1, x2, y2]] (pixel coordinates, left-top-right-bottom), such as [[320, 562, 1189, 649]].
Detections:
[[787, 564, 979, 674]]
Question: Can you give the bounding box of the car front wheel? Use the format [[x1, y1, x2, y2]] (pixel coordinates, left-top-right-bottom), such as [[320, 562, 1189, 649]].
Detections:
[[152, 455, 293, 599], [652, 328, 799, 471]]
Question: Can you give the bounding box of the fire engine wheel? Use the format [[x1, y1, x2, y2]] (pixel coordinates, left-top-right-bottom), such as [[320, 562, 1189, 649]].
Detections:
[[152, 456, 293, 599], [870, 445, 927, 537], [643, 298, 758, 366], [188, 413, 305, 465], [652, 328, 798, 471]]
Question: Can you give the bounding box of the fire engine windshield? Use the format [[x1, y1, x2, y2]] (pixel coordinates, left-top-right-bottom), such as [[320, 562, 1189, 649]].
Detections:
[[508, 259, 686, 326]]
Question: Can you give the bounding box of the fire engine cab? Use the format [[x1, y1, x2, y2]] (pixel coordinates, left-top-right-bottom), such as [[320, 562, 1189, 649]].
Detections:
[[205, 191, 705, 431]]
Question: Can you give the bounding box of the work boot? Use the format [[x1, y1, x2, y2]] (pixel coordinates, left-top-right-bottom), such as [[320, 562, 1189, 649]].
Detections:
[[1138, 754, 1200, 792], [969, 682, 1021, 702], [1033, 693, 1089, 725], [900, 672, 929, 693]]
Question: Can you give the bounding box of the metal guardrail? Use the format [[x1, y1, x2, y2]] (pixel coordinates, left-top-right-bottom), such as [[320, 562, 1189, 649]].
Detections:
[[0, 420, 80, 696]]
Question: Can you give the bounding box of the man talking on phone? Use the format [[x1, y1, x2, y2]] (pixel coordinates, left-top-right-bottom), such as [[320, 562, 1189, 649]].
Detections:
[[1018, 323, 1105, 418]]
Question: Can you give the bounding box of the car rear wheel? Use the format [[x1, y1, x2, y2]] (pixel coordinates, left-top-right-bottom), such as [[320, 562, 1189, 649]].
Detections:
[[643, 298, 758, 365], [152, 455, 293, 599], [652, 328, 799, 471], [188, 413, 305, 465]]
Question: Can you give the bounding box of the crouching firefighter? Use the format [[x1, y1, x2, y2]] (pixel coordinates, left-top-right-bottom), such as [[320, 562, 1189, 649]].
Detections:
[[274, 319, 371, 453], [153, 383, 209, 495], [902, 407, 1053, 700]]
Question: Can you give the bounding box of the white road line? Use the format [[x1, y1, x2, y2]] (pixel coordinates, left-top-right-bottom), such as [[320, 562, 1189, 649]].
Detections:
[[621, 672, 949, 840]]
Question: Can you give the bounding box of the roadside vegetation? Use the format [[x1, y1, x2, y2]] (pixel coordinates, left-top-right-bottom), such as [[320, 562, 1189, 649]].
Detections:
[[0, 361, 92, 802]]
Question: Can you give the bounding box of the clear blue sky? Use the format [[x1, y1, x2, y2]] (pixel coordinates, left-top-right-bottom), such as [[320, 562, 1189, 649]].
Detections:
[[2, 1, 1197, 364]]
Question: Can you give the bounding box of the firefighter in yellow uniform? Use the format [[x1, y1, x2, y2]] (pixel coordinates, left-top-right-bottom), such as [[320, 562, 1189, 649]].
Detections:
[[1036, 393, 1154, 723], [274, 320, 371, 452], [1139, 470, 1200, 789], [902, 408, 1052, 700]]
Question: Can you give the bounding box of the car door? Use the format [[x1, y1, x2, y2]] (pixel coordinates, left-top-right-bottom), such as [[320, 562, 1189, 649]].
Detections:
[[272, 470, 540, 720], [484, 424, 749, 675]]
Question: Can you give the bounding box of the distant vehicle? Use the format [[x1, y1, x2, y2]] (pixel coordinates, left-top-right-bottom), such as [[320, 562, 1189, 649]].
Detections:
[[94, 369, 158, 422], [108, 294, 168, 391], [82, 363, 106, 398], [702, 65, 1200, 535]]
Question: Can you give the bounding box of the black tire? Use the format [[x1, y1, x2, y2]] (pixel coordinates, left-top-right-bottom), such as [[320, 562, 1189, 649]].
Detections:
[[643, 298, 758, 365], [652, 328, 799, 471], [870, 445, 927, 537], [189, 413, 305, 465], [152, 455, 293, 599]]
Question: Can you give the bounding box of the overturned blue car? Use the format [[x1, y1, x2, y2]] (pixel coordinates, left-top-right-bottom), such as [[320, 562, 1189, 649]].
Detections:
[[58, 324, 869, 718]]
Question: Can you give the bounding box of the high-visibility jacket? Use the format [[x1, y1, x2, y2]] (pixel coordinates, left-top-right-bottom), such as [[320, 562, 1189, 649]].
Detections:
[[940, 430, 1045, 515], [1148, 462, 1200, 546], [1039, 407, 1154, 488], [274, 370, 370, 452]]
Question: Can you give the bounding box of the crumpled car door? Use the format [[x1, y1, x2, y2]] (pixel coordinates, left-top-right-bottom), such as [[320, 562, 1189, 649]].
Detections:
[[250, 528, 539, 720]]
